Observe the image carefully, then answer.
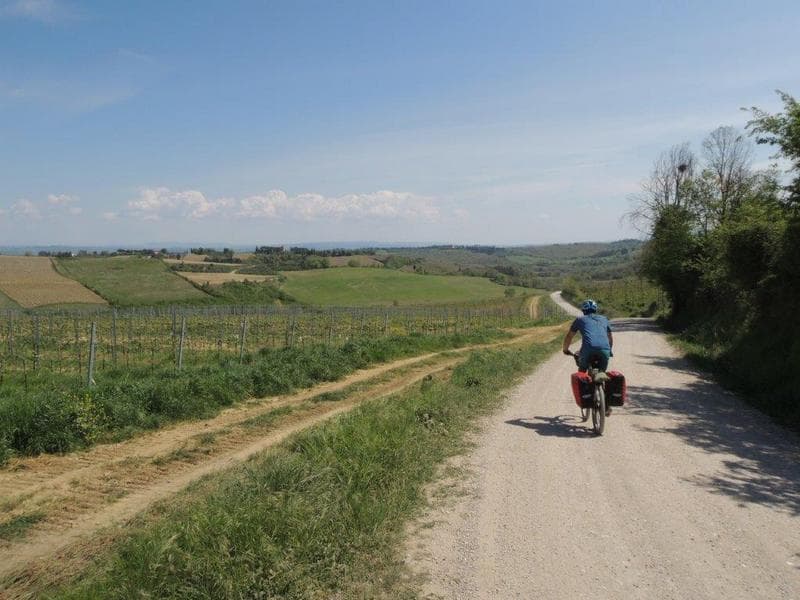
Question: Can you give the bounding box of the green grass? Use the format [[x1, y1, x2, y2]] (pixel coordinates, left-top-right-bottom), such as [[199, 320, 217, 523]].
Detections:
[[201, 280, 296, 305], [669, 325, 800, 432], [54, 256, 211, 306], [0, 289, 20, 309], [0, 329, 509, 461], [279, 267, 523, 306], [0, 511, 44, 541], [47, 338, 559, 599]]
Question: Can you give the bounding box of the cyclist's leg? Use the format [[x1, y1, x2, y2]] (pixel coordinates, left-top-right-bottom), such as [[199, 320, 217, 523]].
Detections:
[[577, 346, 589, 372], [581, 346, 610, 371], [594, 349, 612, 415], [597, 349, 610, 372]]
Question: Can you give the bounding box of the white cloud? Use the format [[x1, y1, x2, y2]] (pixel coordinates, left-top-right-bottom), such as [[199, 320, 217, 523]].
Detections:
[[45, 193, 83, 217], [102, 211, 119, 222], [11, 198, 41, 219], [0, 0, 74, 23], [128, 187, 442, 223], [47, 193, 77, 205], [127, 187, 233, 221]]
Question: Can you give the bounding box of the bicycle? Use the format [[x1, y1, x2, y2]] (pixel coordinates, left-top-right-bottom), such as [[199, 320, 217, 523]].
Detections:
[[565, 350, 608, 435]]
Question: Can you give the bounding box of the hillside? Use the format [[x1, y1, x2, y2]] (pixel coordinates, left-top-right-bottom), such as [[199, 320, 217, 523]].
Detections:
[[0, 256, 107, 309], [279, 268, 525, 306], [377, 240, 643, 287], [55, 256, 211, 306]]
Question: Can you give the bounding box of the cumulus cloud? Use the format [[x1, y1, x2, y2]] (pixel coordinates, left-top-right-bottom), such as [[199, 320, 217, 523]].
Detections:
[[102, 211, 119, 222], [2, 194, 82, 220], [128, 187, 234, 221], [47, 193, 77, 205], [11, 199, 41, 219], [46, 193, 83, 216], [127, 188, 442, 223]]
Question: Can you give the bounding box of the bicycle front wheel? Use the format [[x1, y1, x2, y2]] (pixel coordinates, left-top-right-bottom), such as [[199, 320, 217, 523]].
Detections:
[[592, 385, 606, 435]]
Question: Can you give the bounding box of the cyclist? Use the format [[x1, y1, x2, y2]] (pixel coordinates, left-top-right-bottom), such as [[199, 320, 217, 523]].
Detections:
[[562, 299, 614, 414]]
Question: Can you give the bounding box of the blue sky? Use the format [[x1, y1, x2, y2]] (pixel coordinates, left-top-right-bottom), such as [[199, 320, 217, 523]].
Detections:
[[1, 0, 798, 246]]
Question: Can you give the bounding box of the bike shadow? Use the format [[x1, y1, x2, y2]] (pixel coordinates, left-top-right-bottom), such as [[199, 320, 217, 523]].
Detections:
[[506, 415, 596, 438]]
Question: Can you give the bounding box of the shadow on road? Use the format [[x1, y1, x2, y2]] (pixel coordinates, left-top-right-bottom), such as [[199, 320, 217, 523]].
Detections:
[[608, 318, 660, 333], [632, 353, 709, 378], [505, 415, 596, 438], [627, 377, 800, 515]]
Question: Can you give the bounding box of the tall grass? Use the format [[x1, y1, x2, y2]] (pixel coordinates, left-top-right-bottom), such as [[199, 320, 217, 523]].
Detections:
[[0, 330, 508, 462], [48, 339, 558, 599]]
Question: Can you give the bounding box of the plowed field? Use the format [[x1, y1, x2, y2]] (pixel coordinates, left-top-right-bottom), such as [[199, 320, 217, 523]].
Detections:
[[0, 256, 106, 308]]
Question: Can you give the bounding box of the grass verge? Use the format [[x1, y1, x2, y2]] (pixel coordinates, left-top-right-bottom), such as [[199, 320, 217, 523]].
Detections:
[[668, 331, 800, 432], [45, 338, 558, 599], [0, 330, 509, 462]]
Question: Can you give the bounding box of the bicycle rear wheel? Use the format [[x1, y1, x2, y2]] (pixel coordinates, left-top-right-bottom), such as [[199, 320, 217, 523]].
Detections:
[[592, 385, 606, 435]]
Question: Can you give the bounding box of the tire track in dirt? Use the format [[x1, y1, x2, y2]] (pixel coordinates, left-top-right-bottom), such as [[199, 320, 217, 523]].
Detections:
[[0, 326, 562, 596], [526, 295, 541, 320]]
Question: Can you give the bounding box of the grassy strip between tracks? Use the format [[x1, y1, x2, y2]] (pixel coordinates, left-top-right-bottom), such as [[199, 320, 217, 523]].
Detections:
[[0, 329, 510, 463], [45, 338, 559, 599]]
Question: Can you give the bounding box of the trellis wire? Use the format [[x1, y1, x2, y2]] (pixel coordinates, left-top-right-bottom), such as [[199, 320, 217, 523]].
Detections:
[[0, 299, 569, 382]]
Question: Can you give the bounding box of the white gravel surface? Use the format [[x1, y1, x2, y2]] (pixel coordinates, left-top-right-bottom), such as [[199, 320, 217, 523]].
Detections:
[[407, 294, 800, 599]]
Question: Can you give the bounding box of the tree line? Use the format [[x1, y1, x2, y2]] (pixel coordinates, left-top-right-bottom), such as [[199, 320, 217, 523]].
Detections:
[[633, 91, 800, 429]]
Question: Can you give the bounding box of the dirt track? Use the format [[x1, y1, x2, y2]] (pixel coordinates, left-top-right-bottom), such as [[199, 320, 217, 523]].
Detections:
[[408, 294, 800, 599], [0, 326, 561, 598]]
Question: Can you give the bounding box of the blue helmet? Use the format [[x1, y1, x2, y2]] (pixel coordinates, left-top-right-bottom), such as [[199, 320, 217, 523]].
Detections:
[[581, 299, 598, 314]]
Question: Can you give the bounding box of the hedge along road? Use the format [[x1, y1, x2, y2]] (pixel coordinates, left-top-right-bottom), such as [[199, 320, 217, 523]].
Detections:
[[407, 293, 800, 599]]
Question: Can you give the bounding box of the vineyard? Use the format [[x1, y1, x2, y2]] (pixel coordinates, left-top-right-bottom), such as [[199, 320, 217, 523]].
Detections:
[[0, 296, 568, 383]]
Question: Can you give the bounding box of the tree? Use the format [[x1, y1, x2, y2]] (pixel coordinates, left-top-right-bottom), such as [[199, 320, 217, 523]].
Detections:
[[747, 91, 800, 206], [639, 205, 698, 320], [627, 142, 696, 230], [701, 126, 755, 221]]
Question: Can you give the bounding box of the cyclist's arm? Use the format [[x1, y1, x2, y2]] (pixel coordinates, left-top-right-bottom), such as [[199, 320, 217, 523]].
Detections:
[[562, 329, 576, 354]]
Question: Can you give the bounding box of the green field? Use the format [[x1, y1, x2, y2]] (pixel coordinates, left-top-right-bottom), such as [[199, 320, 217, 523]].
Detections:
[[55, 256, 211, 306], [279, 267, 522, 306]]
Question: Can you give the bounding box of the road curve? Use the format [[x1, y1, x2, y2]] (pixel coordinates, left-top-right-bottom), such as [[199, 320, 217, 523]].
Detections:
[[550, 290, 582, 317], [407, 315, 800, 599]]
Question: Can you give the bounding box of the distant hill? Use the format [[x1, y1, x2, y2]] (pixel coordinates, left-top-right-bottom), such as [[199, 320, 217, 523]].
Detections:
[[375, 240, 644, 288]]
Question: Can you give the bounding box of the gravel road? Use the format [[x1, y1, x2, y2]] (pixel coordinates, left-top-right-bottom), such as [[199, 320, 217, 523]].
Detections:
[[408, 294, 800, 599]]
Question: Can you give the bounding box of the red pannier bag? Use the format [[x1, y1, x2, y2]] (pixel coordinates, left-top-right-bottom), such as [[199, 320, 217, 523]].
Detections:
[[570, 372, 593, 408], [605, 370, 627, 406]]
